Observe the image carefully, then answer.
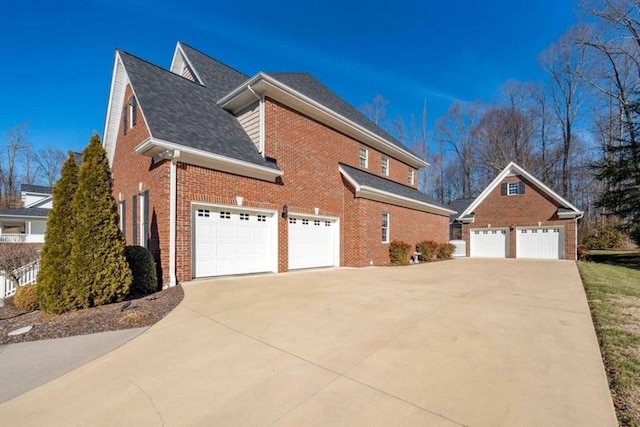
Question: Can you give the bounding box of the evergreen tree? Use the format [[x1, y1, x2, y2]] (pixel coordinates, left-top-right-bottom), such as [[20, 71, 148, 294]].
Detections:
[[594, 95, 640, 244], [36, 152, 79, 314], [68, 134, 131, 308]]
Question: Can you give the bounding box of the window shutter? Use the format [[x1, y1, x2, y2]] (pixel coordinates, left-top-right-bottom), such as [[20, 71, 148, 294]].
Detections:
[[121, 201, 126, 238], [500, 183, 507, 196], [132, 195, 138, 246], [123, 107, 128, 135], [519, 181, 525, 194], [131, 97, 137, 126], [141, 190, 149, 248]]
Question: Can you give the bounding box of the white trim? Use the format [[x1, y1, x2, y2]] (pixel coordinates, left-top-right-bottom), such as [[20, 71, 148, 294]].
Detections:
[[456, 162, 583, 221], [381, 212, 390, 243], [381, 156, 389, 176], [218, 72, 428, 169], [339, 165, 455, 216], [169, 156, 178, 287], [259, 96, 265, 155], [134, 137, 283, 182], [169, 42, 204, 85], [190, 202, 279, 277]]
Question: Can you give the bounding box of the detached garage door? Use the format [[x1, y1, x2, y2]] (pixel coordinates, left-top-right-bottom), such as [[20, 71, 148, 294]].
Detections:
[[517, 227, 563, 259], [470, 229, 508, 258], [193, 206, 276, 278], [288, 216, 338, 270]]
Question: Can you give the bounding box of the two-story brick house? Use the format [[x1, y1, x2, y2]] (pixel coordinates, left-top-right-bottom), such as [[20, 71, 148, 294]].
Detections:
[[103, 42, 454, 286]]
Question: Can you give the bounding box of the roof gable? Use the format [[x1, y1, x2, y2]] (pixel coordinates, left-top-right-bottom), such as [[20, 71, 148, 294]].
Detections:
[[456, 162, 583, 220]]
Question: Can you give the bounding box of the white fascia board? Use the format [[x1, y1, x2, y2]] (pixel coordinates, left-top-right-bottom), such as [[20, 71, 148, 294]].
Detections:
[[0, 213, 49, 220], [458, 161, 582, 220], [338, 165, 454, 216], [219, 73, 428, 169], [169, 42, 204, 85], [134, 138, 283, 182], [557, 211, 584, 219]]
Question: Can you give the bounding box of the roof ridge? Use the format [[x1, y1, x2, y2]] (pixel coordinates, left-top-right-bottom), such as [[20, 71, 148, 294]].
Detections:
[[177, 41, 250, 79], [118, 49, 206, 87]]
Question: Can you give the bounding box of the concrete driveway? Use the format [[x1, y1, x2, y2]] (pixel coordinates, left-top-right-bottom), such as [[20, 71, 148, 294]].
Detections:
[[0, 259, 616, 426]]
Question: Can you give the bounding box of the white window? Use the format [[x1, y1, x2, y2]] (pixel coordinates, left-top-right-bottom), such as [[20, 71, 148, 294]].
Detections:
[[381, 157, 389, 176], [139, 190, 149, 248], [240, 213, 249, 221], [381, 213, 390, 243], [508, 182, 519, 195], [359, 147, 369, 168], [119, 200, 126, 235], [129, 97, 137, 128], [408, 168, 414, 185], [257, 215, 266, 222], [219, 211, 231, 219]]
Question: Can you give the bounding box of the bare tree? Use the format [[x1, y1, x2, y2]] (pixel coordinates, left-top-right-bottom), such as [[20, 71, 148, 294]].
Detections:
[[0, 123, 30, 208], [539, 27, 587, 197], [36, 146, 66, 187], [360, 94, 389, 126]]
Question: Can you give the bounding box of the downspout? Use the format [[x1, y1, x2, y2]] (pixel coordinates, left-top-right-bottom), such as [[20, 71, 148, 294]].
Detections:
[[168, 150, 180, 287]]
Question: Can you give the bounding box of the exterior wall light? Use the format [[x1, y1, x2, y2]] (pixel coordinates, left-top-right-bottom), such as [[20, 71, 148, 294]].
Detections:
[[282, 204, 288, 219]]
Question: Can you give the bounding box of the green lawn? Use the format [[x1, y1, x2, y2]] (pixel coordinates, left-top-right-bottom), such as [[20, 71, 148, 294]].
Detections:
[[578, 250, 640, 426]]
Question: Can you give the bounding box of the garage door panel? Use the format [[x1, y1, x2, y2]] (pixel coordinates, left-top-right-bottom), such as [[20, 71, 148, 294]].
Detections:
[[288, 216, 337, 270], [470, 229, 507, 258], [517, 227, 562, 259], [193, 206, 275, 278]]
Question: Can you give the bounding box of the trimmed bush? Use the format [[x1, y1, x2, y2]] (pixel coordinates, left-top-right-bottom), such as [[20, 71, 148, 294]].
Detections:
[[436, 243, 456, 259], [14, 285, 39, 313], [416, 240, 439, 261], [68, 134, 132, 309], [577, 244, 589, 261], [37, 152, 79, 314], [125, 246, 159, 295], [389, 240, 412, 265]]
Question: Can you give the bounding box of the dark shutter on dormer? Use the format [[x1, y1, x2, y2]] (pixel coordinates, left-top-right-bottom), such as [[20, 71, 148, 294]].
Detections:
[[500, 183, 507, 196], [518, 181, 525, 194], [123, 107, 128, 136]]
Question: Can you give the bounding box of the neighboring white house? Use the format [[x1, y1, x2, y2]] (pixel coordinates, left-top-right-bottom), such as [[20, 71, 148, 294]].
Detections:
[[0, 184, 52, 243]]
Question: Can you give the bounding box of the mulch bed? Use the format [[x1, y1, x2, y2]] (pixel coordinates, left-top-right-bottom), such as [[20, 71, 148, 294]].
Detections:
[[0, 285, 183, 345]]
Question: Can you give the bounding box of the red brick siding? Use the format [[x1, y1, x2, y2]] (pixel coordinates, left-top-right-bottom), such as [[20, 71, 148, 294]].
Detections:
[[461, 174, 577, 260], [112, 91, 449, 283], [111, 85, 171, 283]]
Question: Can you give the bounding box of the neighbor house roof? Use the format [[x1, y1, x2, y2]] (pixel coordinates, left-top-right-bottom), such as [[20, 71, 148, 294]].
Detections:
[[448, 198, 476, 222], [0, 208, 50, 218], [117, 50, 278, 171], [455, 162, 583, 222], [20, 184, 52, 194], [338, 163, 455, 216]]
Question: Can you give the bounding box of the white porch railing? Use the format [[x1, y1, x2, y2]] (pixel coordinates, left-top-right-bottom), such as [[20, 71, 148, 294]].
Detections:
[[449, 240, 467, 257], [0, 233, 45, 243], [0, 260, 40, 299]]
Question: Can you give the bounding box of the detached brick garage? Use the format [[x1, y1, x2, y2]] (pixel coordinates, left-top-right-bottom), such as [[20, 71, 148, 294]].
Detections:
[[102, 42, 454, 286], [450, 162, 583, 260]]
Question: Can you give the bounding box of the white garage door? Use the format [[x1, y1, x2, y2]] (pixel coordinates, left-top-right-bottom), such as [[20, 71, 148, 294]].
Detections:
[[470, 229, 508, 258], [193, 206, 276, 278], [517, 227, 563, 259], [288, 216, 338, 270]]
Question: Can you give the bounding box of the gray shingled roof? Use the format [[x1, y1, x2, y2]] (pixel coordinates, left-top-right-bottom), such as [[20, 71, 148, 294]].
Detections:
[[118, 50, 278, 170], [448, 197, 476, 221], [268, 72, 417, 156], [20, 184, 52, 194], [0, 208, 50, 218], [339, 163, 452, 211]]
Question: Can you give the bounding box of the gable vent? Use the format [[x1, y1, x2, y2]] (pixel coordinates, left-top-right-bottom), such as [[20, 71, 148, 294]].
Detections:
[[182, 63, 196, 82]]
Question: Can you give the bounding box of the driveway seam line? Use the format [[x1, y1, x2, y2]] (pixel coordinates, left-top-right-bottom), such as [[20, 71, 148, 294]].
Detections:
[[197, 310, 468, 427]]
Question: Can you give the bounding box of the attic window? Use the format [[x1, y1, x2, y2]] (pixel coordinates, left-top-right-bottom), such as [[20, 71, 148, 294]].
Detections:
[[502, 181, 525, 196]]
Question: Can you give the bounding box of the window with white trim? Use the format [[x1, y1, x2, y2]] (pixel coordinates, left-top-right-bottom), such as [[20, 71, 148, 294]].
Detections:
[[408, 168, 414, 185], [139, 190, 149, 248], [119, 200, 126, 236], [359, 147, 369, 168], [381, 213, 390, 243], [507, 182, 519, 195], [239, 213, 249, 221], [381, 156, 389, 176], [129, 97, 137, 128]]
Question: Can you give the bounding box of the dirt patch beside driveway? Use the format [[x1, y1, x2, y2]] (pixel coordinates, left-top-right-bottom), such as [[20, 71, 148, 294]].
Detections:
[[0, 259, 617, 426]]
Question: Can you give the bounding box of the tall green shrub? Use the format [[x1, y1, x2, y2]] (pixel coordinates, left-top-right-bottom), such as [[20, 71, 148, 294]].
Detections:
[[68, 134, 132, 308], [37, 152, 79, 314]]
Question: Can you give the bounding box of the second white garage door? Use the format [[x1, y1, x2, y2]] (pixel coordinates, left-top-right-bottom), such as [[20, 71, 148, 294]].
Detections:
[[288, 216, 338, 270], [470, 229, 508, 258], [516, 227, 563, 259], [193, 206, 276, 278]]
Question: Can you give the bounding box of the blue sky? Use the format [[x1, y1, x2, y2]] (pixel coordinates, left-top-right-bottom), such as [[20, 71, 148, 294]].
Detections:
[[0, 0, 579, 153]]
